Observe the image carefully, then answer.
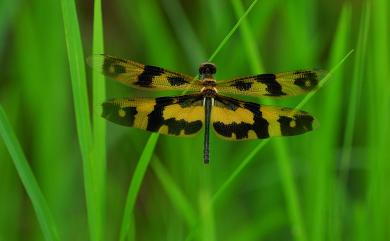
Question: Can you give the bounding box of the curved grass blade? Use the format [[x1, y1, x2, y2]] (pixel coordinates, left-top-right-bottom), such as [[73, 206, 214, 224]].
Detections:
[[311, 4, 352, 241], [339, 2, 369, 204], [208, 0, 258, 62], [151, 157, 197, 227], [60, 0, 102, 241], [366, 0, 390, 240], [0, 106, 60, 241], [231, 0, 264, 73], [119, 134, 159, 241], [231, 1, 307, 240], [160, 0, 206, 65], [92, 0, 106, 239]]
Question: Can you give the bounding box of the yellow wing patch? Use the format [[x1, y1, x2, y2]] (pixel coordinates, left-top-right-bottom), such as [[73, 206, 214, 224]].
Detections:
[[216, 70, 326, 97], [211, 96, 318, 140], [88, 55, 203, 91], [102, 94, 205, 136]]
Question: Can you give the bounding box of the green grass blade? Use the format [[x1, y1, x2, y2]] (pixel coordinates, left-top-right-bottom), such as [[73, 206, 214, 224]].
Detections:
[[160, 0, 206, 65], [211, 140, 269, 203], [119, 134, 159, 241], [0, 0, 20, 55], [339, 2, 369, 188], [117, 1, 183, 239], [229, 210, 286, 241], [366, 0, 389, 240], [60, 1, 101, 241], [199, 173, 216, 241], [0, 106, 60, 241], [92, 0, 106, 239], [199, 186, 216, 241], [310, 4, 352, 241], [208, 0, 259, 62], [151, 157, 197, 227], [231, 1, 307, 240], [273, 139, 307, 241], [231, 0, 264, 73]]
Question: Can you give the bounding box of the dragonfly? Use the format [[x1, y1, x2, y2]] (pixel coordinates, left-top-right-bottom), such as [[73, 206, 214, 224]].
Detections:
[[88, 55, 324, 164]]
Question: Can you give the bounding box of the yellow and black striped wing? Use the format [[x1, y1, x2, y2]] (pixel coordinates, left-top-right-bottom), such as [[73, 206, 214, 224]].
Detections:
[[212, 95, 318, 140], [102, 94, 204, 136], [88, 55, 202, 91], [216, 70, 325, 97]]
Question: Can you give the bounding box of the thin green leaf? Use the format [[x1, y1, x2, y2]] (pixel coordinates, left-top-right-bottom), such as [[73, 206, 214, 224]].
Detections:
[[60, 0, 101, 241], [160, 0, 206, 65], [0, 106, 60, 241], [231, 1, 307, 240], [92, 0, 106, 239], [231, 0, 264, 73], [366, 0, 389, 240], [208, 0, 259, 62], [310, 4, 352, 241], [119, 134, 159, 241], [199, 187, 216, 241], [339, 1, 369, 191], [151, 157, 197, 227]]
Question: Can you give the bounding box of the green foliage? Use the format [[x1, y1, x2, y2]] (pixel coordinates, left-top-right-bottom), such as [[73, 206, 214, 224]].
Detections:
[[0, 0, 389, 241], [0, 107, 60, 241]]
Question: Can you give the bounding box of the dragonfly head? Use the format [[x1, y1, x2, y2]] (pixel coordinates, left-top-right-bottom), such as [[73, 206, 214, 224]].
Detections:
[[199, 62, 217, 77]]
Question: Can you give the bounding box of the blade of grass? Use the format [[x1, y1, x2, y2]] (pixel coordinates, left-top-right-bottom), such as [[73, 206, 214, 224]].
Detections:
[[339, 2, 369, 193], [60, 1, 101, 241], [199, 192, 216, 241], [367, 0, 390, 240], [150, 157, 197, 227], [351, 202, 368, 241], [231, 1, 307, 240], [0, 0, 20, 56], [311, 4, 352, 241], [0, 93, 22, 240], [204, 0, 233, 51], [208, 0, 258, 62], [282, 1, 316, 65], [116, 1, 181, 240], [0, 106, 60, 241], [211, 140, 268, 203], [273, 139, 307, 241], [199, 169, 216, 241], [229, 210, 286, 241], [160, 0, 206, 65], [92, 0, 106, 239], [17, 2, 74, 239], [117, 0, 186, 239], [231, 0, 264, 73], [118, 134, 159, 241]]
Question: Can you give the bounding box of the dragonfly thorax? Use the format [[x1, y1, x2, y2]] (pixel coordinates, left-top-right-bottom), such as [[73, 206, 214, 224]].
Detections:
[[202, 78, 217, 87], [201, 87, 217, 98]]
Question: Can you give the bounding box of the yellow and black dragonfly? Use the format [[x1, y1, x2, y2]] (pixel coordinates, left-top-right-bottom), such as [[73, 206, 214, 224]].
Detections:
[[88, 55, 324, 163]]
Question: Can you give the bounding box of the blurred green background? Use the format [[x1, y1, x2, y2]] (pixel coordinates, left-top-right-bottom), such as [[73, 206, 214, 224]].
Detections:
[[0, 0, 389, 241]]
